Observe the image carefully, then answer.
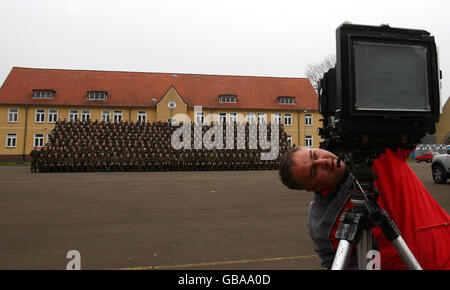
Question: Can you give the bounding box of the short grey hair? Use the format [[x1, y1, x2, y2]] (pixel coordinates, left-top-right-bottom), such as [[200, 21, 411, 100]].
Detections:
[[279, 146, 307, 190]]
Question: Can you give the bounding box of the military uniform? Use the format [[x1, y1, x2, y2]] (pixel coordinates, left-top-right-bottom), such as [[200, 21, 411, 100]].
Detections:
[[36, 154, 45, 173], [104, 154, 112, 172], [79, 154, 88, 172], [64, 154, 73, 172], [29, 149, 40, 173], [130, 154, 139, 172], [72, 155, 80, 172]]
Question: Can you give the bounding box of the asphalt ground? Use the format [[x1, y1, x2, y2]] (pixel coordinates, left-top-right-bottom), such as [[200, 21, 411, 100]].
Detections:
[[0, 162, 448, 270]]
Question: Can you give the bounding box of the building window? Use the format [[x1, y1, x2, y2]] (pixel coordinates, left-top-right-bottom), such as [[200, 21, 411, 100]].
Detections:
[[35, 109, 45, 123], [69, 109, 79, 122], [284, 113, 292, 126], [81, 110, 91, 122], [229, 112, 237, 123], [305, 113, 313, 126], [113, 110, 122, 122], [218, 94, 237, 103], [273, 113, 282, 123], [257, 113, 266, 124], [305, 135, 313, 147], [87, 91, 108, 100], [34, 133, 44, 147], [8, 108, 18, 123], [101, 110, 111, 122], [278, 97, 295, 104], [33, 90, 55, 99], [6, 133, 17, 148], [287, 135, 292, 146], [218, 112, 227, 123], [48, 109, 58, 123], [137, 111, 147, 123], [196, 112, 205, 124], [246, 113, 255, 124]]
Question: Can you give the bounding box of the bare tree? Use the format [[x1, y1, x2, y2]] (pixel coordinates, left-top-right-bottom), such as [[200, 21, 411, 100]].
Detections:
[[305, 54, 336, 93]]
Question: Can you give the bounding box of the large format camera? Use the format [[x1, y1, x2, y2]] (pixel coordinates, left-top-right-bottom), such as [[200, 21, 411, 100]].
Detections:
[[318, 23, 441, 151], [318, 24, 442, 270]]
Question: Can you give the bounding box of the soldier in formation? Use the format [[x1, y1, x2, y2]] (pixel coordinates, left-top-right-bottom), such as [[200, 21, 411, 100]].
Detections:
[[34, 119, 291, 172]]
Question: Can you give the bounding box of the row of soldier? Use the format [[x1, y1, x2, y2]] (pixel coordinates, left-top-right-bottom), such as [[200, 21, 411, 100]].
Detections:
[[51, 119, 288, 151], [31, 120, 291, 172], [33, 149, 282, 172]]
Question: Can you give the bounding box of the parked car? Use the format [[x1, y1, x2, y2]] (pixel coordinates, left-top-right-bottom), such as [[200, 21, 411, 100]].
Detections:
[[431, 148, 450, 184], [415, 152, 438, 163]]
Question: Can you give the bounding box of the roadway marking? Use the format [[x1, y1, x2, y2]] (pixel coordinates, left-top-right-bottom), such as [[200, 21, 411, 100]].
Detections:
[[113, 254, 318, 270]]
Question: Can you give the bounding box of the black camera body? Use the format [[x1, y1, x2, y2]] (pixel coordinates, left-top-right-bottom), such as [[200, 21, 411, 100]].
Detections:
[[319, 23, 441, 151]]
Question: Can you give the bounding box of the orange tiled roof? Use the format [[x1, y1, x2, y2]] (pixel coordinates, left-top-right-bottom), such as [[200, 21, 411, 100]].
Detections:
[[0, 67, 318, 110]]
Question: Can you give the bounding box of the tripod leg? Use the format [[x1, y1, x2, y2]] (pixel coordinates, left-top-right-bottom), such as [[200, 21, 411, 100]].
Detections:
[[356, 229, 373, 270], [391, 236, 422, 270], [374, 205, 423, 270], [331, 240, 352, 270]]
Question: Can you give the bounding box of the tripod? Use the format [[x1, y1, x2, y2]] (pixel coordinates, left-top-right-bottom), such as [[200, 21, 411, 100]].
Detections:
[[330, 153, 422, 270]]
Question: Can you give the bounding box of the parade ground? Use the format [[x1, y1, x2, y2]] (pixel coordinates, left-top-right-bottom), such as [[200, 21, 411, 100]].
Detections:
[[0, 162, 448, 270]]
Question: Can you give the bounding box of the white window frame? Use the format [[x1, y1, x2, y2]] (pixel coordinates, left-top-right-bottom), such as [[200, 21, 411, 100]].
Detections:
[[305, 135, 313, 148], [287, 135, 292, 146], [87, 91, 107, 100], [219, 95, 237, 103], [279, 97, 295, 104], [305, 113, 313, 127], [35, 109, 45, 123], [229, 112, 237, 123], [113, 110, 123, 122], [273, 113, 282, 124], [34, 133, 44, 148], [6, 133, 17, 148], [257, 113, 266, 124], [246, 113, 255, 124], [101, 110, 111, 122], [284, 113, 292, 126], [195, 111, 205, 124], [48, 109, 58, 123], [81, 109, 91, 122], [167, 118, 177, 125], [33, 90, 55, 99], [218, 112, 227, 124], [8, 108, 19, 123], [137, 111, 147, 123], [69, 109, 79, 122]]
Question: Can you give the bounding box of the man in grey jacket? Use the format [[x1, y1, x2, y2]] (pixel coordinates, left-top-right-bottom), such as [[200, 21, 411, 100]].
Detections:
[[279, 146, 354, 269]]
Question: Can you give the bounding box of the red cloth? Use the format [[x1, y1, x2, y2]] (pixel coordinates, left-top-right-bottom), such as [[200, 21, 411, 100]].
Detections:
[[328, 148, 450, 270]]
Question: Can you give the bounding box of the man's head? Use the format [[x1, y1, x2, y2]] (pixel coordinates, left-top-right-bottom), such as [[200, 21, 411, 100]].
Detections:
[[279, 147, 346, 192]]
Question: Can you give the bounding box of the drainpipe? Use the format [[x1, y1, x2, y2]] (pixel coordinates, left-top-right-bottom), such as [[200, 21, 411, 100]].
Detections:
[[297, 110, 300, 146], [22, 104, 29, 161], [304, 109, 307, 146]]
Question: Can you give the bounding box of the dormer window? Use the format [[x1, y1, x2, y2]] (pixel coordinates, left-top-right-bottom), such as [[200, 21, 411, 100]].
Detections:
[[218, 94, 237, 103], [33, 90, 55, 99], [87, 91, 108, 100], [278, 96, 295, 104]]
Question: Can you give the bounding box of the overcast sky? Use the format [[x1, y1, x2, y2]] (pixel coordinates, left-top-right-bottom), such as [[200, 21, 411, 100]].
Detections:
[[1, 0, 449, 108]]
